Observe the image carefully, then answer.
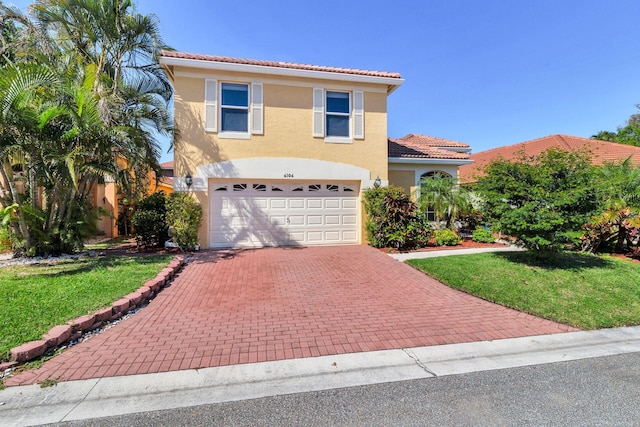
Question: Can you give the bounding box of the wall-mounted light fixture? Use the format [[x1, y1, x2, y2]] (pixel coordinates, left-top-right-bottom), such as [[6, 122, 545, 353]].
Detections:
[[185, 173, 193, 189], [373, 176, 381, 188]]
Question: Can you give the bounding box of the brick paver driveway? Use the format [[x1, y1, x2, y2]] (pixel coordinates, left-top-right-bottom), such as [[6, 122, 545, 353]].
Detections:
[[6, 245, 576, 386]]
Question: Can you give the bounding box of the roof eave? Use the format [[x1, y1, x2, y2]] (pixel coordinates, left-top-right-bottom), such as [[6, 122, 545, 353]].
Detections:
[[159, 56, 404, 92], [388, 157, 474, 165]]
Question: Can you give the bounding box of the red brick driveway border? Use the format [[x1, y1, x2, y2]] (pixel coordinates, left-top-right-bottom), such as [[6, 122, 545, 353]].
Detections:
[[4, 245, 577, 386], [3, 255, 185, 368]]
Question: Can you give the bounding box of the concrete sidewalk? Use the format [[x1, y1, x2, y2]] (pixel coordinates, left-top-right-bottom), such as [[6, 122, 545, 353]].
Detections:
[[388, 245, 524, 261], [3, 326, 640, 426]]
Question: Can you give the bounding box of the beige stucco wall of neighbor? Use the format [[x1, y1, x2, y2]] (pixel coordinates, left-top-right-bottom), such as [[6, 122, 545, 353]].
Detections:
[[388, 170, 416, 196], [388, 163, 461, 200], [170, 66, 393, 247]]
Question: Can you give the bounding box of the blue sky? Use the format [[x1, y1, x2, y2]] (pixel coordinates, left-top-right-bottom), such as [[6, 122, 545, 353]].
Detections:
[[8, 1, 640, 163]]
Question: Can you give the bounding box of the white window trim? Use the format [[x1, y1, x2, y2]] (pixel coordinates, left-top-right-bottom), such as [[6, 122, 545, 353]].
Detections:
[[325, 136, 353, 144], [219, 82, 251, 137], [324, 90, 352, 144]]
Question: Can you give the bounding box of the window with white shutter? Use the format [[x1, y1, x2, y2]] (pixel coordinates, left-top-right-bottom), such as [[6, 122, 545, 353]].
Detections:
[[204, 79, 218, 132], [313, 88, 325, 137], [207, 80, 262, 139], [353, 91, 364, 140], [319, 89, 358, 144], [251, 83, 263, 135]]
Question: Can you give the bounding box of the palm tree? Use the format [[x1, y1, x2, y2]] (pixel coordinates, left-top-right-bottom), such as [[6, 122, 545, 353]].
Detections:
[[0, 0, 174, 255], [417, 172, 471, 229], [591, 159, 640, 253]]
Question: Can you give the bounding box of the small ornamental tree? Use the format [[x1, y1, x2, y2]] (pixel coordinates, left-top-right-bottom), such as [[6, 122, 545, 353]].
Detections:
[[363, 185, 431, 250], [166, 192, 202, 250], [475, 148, 602, 254]]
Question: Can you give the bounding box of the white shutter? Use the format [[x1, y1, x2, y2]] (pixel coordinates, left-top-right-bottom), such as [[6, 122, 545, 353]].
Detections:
[[312, 87, 324, 137], [353, 91, 364, 140], [204, 79, 218, 132], [251, 82, 263, 135]]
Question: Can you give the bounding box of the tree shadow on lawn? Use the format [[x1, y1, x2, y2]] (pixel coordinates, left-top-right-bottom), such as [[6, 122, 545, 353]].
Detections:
[[14, 255, 170, 279], [493, 251, 616, 271]]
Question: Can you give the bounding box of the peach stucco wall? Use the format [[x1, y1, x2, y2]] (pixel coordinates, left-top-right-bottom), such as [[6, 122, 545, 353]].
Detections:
[[169, 66, 392, 247]]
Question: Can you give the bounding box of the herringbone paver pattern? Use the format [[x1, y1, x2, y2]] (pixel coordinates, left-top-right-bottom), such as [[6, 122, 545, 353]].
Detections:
[[5, 245, 576, 385]]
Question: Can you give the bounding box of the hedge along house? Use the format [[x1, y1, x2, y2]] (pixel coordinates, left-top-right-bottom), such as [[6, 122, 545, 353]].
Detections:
[[159, 51, 472, 248]]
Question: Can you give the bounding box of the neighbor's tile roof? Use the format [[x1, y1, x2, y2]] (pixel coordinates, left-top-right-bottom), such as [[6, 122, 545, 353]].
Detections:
[[458, 134, 640, 183], [160, 50, 402, 79], [388, 134, 471, 160], [160, 161, 174, 169]]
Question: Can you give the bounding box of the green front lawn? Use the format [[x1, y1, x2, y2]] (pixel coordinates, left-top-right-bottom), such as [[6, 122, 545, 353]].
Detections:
[[0, 255, 172, 360], [407, 252, 640, 329]]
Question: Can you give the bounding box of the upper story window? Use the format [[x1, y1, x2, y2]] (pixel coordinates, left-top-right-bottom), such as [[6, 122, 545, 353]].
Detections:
[[326, 91, 350, 138], [313, 88, 364, 143], [221, 83, 249, 133], [204, 79, 263, 138]]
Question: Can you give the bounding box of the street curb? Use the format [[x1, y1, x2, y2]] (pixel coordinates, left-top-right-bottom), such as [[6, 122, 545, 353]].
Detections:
[[2, 326, 640, 426]]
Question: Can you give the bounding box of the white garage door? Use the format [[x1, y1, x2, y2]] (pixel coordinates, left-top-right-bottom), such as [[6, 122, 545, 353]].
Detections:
[[209, 180, 360, 248]]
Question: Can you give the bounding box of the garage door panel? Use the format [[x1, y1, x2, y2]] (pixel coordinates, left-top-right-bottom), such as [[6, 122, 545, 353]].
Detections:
[[288, 215, 305, 226], [325, 231, 341, 241], [210, 180, 360, 248], [289, 231, 305, 241], [325, 215, 340, 225], [307, 231, 324, 242], [325, 199, 340, 209], [343, 199, 357, 209], [307, 199, 323, 209], [308, 215, 323, 225], [342, 231, 358, 241], [270, 199, 287, 209], [289, 199, 305, 209], [343, 215, 357, 225]]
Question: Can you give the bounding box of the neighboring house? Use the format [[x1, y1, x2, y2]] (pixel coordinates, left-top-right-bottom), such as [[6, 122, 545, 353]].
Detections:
[[459, 134, 640, 184], [159, 51, 471, 248], [388, 133, 472, 196], [93, 163, 174, 238]]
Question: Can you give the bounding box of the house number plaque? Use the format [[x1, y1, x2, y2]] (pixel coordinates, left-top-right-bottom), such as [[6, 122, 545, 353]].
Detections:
[[283, 173, 294, 178]]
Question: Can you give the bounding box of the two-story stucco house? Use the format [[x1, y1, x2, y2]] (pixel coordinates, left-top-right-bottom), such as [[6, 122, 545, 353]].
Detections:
[[159, 51, 471, 248]]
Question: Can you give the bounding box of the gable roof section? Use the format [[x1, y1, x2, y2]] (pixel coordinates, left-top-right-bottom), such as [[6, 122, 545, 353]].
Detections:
[[160, 51, 404, 92], [388, 134, 472, 160], [459, 134, 640, 183]]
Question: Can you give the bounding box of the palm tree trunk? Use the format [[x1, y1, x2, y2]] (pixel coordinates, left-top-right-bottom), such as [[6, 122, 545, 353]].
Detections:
[[0, 159, 32, 248], [615, 224, 627, 253]]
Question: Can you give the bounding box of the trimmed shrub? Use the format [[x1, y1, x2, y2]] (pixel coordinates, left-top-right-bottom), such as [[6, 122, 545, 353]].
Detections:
[[434, 228, 462, 246], [132, 192, 168, 249], [472, 227, 495, 243], [166, 192, 202, 250], [363, 186, 431, 250]]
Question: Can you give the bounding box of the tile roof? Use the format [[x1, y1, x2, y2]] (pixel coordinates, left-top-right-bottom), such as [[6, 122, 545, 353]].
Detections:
[[396, 133, 471, 149], [388, 134, 472, 160], [458, 134, 640, 183], [160, 161, 174, 169], [159, 177, 173, 186], [160, 50, 402, 79]]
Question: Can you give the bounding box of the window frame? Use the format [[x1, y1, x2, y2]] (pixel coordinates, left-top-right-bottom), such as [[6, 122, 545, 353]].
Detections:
[[324, 90, 352, 144], [219, 82, 251, 139]]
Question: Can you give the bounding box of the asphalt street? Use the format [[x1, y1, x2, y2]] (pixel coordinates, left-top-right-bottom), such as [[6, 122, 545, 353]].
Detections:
[[51, 351, 640, 427]]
